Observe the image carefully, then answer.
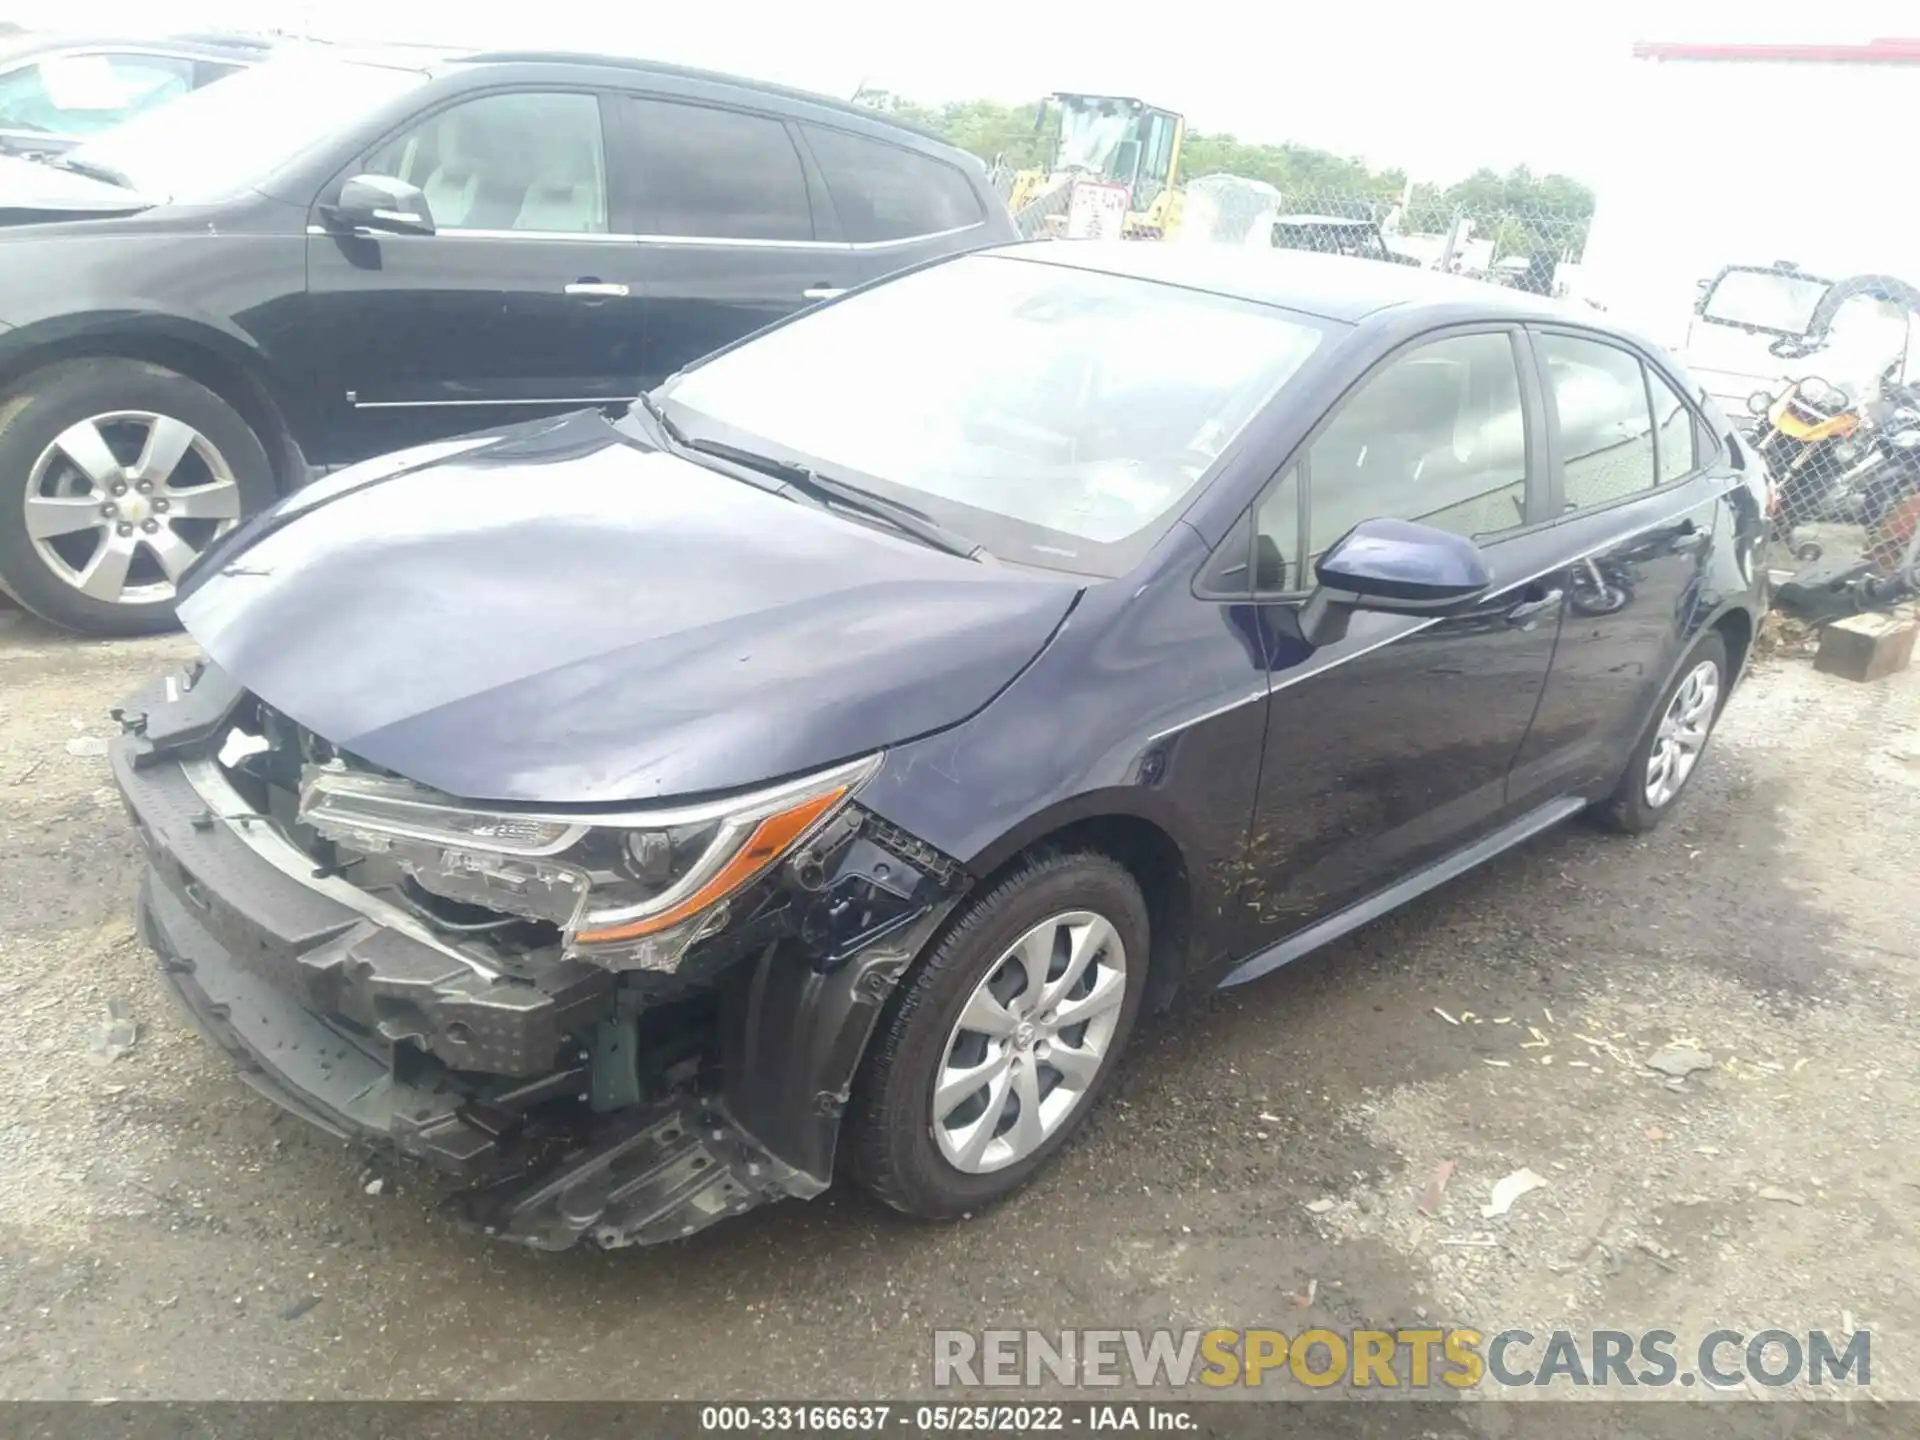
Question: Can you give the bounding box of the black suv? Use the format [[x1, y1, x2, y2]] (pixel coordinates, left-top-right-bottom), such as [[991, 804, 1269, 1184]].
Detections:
[[0, 46, 1016, 634]]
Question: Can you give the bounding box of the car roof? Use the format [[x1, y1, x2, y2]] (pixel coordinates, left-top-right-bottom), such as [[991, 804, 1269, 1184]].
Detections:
[[989, 241, 1569, 325], [434, 49, 951, 145]]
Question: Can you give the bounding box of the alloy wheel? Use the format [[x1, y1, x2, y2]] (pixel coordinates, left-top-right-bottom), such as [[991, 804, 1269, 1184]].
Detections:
[[1644, 659, 1721, 808], [932, 909, 1129, 1174], [24, 411, 244, 606]]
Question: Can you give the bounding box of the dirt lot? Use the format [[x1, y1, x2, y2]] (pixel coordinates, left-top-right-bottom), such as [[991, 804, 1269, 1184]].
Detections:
[[0, 601, 1916, 1410]]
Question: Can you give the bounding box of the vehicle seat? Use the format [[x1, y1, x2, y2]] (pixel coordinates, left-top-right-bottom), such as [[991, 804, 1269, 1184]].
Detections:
[[421, 116, 480, 229], [513, 133, 602, 233]]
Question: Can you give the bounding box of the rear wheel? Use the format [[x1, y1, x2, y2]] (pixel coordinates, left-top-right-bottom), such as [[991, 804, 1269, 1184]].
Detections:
[[1593, 630, 1729, 834], [0, 359, 274, 635], [845, 851, 1147, 1219]]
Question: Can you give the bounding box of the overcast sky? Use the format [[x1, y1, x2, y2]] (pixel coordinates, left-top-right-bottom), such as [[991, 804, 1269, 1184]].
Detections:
[[24, 0, 1920, 181]]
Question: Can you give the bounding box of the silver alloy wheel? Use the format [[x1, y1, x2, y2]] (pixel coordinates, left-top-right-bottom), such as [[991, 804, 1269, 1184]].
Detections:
[[24, 411, 244, 606], [932, 909, 1128, 1175], [1644, 659, 1721, 808]]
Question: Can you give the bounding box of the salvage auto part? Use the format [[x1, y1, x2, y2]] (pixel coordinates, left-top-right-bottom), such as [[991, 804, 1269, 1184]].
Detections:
[[298, 754, 880, 972]]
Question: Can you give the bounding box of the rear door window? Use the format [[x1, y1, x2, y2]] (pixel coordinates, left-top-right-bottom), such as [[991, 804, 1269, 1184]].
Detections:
[[1647, 366, 1700, 483], [802, 124, 984, 242], [623, 97, 814, 242], [1539, 333, 1659, 512]]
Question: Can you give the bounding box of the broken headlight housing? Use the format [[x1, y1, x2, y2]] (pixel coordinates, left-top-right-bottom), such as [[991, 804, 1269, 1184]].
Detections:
[[297, 754, 878, 971]]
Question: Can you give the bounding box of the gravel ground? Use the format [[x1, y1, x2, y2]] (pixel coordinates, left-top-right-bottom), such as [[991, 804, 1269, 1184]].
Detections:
[[0, 600, 1916, 1413]]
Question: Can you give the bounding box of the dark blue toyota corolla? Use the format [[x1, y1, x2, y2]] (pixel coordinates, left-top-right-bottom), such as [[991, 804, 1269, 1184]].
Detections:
[[111, 243, 1768, 1248]]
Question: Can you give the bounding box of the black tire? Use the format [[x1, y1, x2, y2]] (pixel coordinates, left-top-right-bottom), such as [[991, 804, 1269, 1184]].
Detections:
[[845, 850, 1149, 1219], [0, 359, 275, 636], [1592, 630, 1730, 834]]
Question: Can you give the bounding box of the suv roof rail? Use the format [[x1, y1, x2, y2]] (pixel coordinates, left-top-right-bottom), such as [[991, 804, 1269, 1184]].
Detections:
[[454, 50, 948, 142]]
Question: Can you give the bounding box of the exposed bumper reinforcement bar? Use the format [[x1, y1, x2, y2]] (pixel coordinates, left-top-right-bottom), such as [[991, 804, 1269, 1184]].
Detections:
[[141, 864, 821, 1246]]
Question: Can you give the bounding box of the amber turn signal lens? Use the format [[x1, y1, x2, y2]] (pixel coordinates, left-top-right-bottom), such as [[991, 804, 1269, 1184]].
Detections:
[[572, 786, 848, 943]]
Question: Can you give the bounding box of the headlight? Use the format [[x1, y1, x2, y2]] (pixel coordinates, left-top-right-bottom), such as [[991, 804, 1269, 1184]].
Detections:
[[298, 754, 878, 971], [1747, 390, 1775, 416], [1795, 376, 1844, 409]]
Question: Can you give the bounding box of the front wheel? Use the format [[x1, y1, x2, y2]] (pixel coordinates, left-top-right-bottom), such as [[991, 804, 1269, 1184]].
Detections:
[[0, 359, 275, 636], [1593, 630, 1730, 834], [845, 851, 1148, 1219]]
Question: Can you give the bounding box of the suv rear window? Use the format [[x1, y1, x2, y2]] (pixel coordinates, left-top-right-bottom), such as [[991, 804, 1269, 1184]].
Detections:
[[625, 97, 814, 242], [803, 124, 984, 242]]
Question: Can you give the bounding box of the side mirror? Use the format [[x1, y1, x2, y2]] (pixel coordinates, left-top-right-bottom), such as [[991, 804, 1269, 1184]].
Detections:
[[323, 174, 435, 236], [1297, 517, 1494, 647]]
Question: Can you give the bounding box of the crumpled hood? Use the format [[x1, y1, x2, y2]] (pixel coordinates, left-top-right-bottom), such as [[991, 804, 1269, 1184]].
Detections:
[[179, 412, 1081, 804]]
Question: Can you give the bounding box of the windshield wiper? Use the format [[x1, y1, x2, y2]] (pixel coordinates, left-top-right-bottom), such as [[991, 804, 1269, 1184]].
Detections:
[[632, 390, 687, 446], [680, 436, 985, 562], [51, 154, 135, 189]]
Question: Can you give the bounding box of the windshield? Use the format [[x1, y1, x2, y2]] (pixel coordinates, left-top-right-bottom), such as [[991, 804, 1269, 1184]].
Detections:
[[63, 53, 427, 201], [661, 254, 1330, 574], [1698, 268, 1831, 336], [1057, 101, 1134, 176]]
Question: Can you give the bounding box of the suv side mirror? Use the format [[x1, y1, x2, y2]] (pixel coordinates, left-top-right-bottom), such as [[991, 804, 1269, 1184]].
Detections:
[[324, 174, 435, 236], [1297, 517, 1493, 647]]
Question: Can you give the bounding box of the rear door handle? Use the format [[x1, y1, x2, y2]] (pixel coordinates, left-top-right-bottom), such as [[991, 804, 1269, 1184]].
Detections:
[[1504, 588, 1564, 628], [802, 286, 847, 301], [565, 281, 629, 298]]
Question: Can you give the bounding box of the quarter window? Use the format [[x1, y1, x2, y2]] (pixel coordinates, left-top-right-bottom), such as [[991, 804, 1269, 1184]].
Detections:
[[366, 91, 607, 233], [625, 98, 814, 241], [1540, 333, 1658, 511], [1305, 331, 1529, 566], [803, 124, 984, 242]]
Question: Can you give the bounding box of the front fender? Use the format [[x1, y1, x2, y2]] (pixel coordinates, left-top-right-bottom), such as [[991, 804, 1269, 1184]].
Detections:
[[0, 306, 273, 385], [714, 807, 968, 1186]]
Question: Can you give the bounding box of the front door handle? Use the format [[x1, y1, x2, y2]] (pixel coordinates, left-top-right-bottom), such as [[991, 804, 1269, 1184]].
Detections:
[[565, 280, 629, 298], [1504, 588, 1564, 628], [802, 286, 847, 301]]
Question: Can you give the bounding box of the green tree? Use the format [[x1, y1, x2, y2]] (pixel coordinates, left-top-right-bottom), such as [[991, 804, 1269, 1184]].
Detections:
[[860, 92, 1596, 256], [1406, 166, 1595, 260]]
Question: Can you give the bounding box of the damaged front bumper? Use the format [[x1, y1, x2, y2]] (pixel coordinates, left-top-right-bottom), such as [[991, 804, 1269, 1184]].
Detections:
[[113, 662, 964, 1249]]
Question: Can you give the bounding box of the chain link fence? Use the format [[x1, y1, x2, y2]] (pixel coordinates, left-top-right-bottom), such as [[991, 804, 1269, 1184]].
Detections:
[[989, 166, 1595, 292], [1749, 373, 1920, 620]]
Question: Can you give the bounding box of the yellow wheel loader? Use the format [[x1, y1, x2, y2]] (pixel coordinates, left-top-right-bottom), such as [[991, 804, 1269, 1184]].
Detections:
[[1005, 93, 1185, 240]]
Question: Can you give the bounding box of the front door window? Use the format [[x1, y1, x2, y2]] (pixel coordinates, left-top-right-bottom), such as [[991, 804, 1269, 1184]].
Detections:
[[366, 90, 608, 233]]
